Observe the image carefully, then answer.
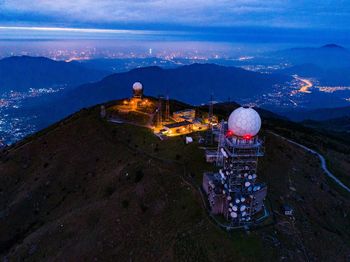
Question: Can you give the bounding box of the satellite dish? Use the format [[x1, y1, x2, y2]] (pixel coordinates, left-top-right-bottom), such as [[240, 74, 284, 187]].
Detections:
[[240, 197, 245, 202], [231, 212, 237, 218], [242, 211, 247, 216], [240, 205, 246, 212], [245, 182, 251, 187], [252, 174, 257, 179], [232, 206, 238, 211], [248, 175, 253, 180]]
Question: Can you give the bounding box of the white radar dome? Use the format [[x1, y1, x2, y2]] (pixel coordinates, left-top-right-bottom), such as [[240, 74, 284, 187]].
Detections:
[[132, 82, 143, 90], [228, 107, 261, 137]]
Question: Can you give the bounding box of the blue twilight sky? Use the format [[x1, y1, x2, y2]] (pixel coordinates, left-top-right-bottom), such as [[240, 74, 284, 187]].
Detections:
[[0, 0, 349, 45]]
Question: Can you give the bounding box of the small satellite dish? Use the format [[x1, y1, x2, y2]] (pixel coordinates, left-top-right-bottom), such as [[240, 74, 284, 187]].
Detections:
[[245, 182, 251, 187], [235, 199, 240, 204], [240, 205, 246, 212], [240, 197, 245, 202], [232, 206, 238, 211]]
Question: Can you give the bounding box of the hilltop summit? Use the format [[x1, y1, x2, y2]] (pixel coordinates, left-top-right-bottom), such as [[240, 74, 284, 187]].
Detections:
[[0, 100, 350, 261]]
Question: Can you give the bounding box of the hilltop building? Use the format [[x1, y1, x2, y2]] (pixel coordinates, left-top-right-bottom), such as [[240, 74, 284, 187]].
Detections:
[[173, 109, 196, 122], [109, 82, 217, 138], [115, 82, 153, 113], [162, 121, 193, 135], [203, 107, 267, 226]]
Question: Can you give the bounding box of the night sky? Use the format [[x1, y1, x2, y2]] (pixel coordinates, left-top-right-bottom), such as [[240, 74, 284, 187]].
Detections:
[[0, 0, 349, 44]]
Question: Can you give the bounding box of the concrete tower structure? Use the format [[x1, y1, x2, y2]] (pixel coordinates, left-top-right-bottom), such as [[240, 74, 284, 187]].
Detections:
[[203, 107, 267, 226]]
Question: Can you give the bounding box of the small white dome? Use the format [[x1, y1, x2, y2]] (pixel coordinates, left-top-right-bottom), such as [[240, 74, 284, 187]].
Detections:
[[132, 82, 143, 90], [228, 107, 261, 137]]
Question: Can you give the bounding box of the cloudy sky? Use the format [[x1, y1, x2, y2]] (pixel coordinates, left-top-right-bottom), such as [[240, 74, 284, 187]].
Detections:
[[0, 0, 349, 43]]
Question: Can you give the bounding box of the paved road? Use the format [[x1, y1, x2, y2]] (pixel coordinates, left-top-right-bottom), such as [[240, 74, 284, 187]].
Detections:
[[270, 132, 350, 193]]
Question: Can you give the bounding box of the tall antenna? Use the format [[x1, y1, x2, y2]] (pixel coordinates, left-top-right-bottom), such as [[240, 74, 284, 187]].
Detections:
[[157, 95, 163, 127], [165, 95, 170, 122], [209, 93, 214, 126]]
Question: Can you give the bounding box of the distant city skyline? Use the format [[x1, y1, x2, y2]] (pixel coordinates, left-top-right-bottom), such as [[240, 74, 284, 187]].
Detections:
[[0, 1, 349, 59]]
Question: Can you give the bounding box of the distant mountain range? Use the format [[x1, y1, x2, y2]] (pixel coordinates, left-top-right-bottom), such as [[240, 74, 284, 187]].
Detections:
[[61, 63, 290, 109], [282, 105, 350, 121], [272, 44, 350, 87], [0, 56, 109, 93], [272, 44, 350, 68]]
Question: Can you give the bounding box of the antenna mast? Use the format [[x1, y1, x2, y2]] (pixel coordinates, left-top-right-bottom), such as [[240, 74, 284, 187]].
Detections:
[[165, 95, 170, 121], [157, 95, 163, 127]]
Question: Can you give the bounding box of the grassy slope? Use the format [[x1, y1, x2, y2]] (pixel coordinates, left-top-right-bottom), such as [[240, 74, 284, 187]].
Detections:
[[0, 105, 349, 261]]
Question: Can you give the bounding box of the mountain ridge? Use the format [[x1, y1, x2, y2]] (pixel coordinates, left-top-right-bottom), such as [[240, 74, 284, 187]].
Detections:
[[1, 99, 349, 261], [0, 56, 109, 93]]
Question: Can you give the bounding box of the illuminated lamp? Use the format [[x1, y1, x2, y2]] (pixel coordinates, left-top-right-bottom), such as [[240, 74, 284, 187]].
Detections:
[[226, 130, 234, 137], [243, 134, 252, 140]]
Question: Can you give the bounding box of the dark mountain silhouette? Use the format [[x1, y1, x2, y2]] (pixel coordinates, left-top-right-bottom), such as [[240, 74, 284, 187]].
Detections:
[[271, 44, 350, 68], [28, 63, 290, 128], [62, 63, 290, 109], [0, 56, 109, 93], [279, 63, 350, 85], [282, 105, 350, 122]]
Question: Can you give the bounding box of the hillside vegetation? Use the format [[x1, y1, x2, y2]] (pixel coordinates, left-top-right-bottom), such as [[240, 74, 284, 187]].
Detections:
[[0, 102, 349, 261]]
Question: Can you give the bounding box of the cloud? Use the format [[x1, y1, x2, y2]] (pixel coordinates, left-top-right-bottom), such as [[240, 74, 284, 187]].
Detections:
[[0, 0, 349, 30]]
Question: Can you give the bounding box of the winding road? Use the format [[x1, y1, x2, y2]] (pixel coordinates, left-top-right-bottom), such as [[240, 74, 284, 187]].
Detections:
[[270, 131, 350, 193], [294, 76, 313, 93]]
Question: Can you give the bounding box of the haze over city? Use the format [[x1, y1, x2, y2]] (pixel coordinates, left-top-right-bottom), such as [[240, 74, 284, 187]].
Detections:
[[1, 0, 350, 59]]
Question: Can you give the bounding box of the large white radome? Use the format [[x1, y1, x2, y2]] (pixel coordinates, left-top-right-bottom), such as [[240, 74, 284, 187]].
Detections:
[[228, 107, 261, 137], [132, 82, 143, 90]]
